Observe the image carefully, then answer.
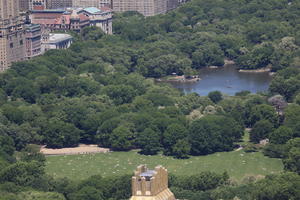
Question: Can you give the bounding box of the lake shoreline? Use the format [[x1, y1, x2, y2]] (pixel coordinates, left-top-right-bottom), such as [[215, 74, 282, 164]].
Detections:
[[168, 65, 272, 96]]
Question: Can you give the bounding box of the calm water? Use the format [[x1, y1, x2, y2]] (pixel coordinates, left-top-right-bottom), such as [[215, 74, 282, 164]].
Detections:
[[170, 65, 272, 96]]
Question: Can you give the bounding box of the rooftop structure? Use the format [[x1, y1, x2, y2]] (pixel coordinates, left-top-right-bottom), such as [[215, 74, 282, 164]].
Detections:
[[78, 7, 112, 34], [130, 165, 176, 200], [30, 9, 90, 32], [41, 33, 73, 52]]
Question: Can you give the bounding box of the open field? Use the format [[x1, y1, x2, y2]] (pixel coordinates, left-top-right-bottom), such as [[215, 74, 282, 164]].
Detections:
[[46, 150, 283, 182]]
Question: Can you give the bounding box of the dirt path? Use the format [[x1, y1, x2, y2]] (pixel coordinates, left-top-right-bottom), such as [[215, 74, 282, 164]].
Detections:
[[40, 144, 110, 156]]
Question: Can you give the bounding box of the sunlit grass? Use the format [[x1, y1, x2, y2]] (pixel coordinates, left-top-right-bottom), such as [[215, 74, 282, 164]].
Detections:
[[46, 149, 283, 182]]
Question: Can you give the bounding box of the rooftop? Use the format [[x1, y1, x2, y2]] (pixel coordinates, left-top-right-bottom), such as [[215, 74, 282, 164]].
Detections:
[[48, 33, 73, 43], [31, 9, 65, 14], [83, 7, 102, 14], [140, 170, 156, 177]]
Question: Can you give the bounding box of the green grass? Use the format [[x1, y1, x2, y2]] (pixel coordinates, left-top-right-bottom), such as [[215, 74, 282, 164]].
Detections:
[[45, 150, 283, 182]]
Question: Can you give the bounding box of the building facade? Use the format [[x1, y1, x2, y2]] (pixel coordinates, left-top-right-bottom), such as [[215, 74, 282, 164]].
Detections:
[[41, 33, 73, 53], [20, 0, 30, 11], [31, 7, 112, 34], [78, 7, 112, 34], [130, 165, 176, 200], [46, 0, 73, 9], [30, 9, 90, 32], [0, 0, 26, 71], [29, 0, 47, 10], [24, 23, 41, 59], [112, 0, 178, 16], [72, 0, 111, 8]]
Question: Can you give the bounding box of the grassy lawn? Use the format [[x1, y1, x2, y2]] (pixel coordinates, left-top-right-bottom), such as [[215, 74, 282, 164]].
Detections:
[[45, 149, 283, 182]]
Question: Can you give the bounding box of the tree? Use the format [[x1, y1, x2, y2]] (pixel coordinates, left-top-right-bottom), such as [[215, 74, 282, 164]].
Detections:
[[172, 139, 191, 159], [283, 147, 300, 174], [18, 191, 66, 200], [43, 119, 81, 148], [268, 95, 287, 113], [189, 115, 243, 155], [104, 85, 137, 105], [269, 126, 293, 144], [250, 173, 300, 200], [163, 123, 188, 156], [81, 26, 104, 41], [284, 104, 300, 131], [137, 128, 161, 155], [109, 126, 134, 151], [250, 120, 274, 143], [283, 138, 300, 174], [20, 144, 46, 165], [208, 91, 223, 104], [69, 186, 104, 200], [0, 161, 44, 187], [249, 104, 277, 127]]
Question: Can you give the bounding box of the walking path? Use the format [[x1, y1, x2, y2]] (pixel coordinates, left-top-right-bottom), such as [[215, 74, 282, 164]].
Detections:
[[40, 144, 110, 155]]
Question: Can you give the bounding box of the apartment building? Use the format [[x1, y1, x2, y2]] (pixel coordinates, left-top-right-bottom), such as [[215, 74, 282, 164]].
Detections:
[[20, 0, 30, 11], [24, 23, 42, 59], [0, 0, 26, 71], [72, 0, 111, 8], [29, 0, 47, 10], [112, 0, 178, 17], [46, 0, 73, 9]]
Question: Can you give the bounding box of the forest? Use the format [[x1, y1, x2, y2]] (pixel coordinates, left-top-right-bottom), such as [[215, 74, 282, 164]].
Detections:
[[0, 0, 300, 199]]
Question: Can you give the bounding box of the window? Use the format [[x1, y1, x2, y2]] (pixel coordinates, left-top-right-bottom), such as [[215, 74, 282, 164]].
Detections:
[[20, 40, 23, 45], [10, 43, 13, 48]]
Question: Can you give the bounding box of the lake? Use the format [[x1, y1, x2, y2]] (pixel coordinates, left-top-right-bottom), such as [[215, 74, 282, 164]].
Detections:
[[170, 65, 272, 96]]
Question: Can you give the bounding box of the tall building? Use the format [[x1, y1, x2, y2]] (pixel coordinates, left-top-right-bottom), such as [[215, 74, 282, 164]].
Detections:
[[130, 165, 176, 200], [0, 0, 26, 71], [25, 23, 41, 59], [29, 0, 47, 10], [112, 0, 178, 17], [72, 0, 111, 8], [46, 0, 73, 9], [20, 0, 30, 11]]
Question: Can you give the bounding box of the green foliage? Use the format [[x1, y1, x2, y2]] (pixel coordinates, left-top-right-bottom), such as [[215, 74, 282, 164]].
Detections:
[[137, 128, 161, 155], [109, 126, 134, 151], [0, 161, 44, 187], [189, 115, 243, 155], [18, 191, 66, 200], [81, 26, 104, 41], [269, 126, 293, 144], [283, 138, 300, 174], [170, 171, 229, 192], [43, 118, 81, 148], [163, 123, 188, 156], [172, 139, 191, 159], [250, 120, 274, 143], [208, 91, 223, 104]]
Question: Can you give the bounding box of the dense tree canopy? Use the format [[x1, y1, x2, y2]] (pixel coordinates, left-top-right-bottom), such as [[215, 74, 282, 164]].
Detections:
[[0, 0, 300, 199]]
